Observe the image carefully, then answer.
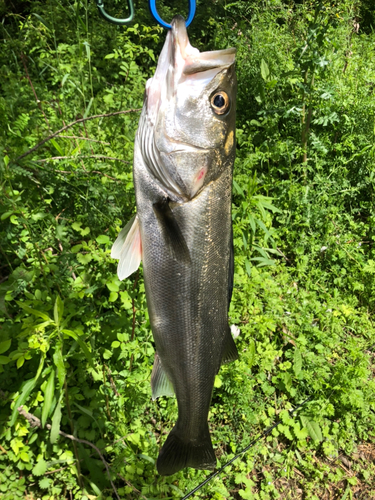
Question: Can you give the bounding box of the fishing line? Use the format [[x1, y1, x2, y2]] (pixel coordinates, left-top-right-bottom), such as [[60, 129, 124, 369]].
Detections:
[[181, 395, 313, 500]]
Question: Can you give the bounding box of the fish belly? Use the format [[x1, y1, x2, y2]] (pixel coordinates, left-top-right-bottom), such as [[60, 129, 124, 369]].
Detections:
[[134, 146, 233, 474]]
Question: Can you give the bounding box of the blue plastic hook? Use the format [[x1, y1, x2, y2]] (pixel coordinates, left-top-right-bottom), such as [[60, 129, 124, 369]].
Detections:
[[149, 0, 196, 29]]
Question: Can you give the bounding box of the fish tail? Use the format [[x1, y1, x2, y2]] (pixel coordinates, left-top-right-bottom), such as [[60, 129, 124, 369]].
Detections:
[[157, 424, 216, 476]]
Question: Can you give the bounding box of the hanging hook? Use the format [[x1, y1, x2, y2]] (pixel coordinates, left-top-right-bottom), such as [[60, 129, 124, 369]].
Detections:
[[96, 0, 134, 26], [149, 0, 196, 29]]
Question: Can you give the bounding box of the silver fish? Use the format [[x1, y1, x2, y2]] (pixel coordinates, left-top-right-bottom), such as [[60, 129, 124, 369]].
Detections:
[[111, 16, 237, 476]]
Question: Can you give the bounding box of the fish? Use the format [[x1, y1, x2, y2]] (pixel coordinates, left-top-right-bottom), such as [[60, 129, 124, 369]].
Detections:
[[111, 15, 238, 476]]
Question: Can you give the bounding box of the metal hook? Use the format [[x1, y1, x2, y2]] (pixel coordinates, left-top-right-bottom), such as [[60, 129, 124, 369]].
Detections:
[[149, 0, 196, 29], [96, 0, 134, 26]]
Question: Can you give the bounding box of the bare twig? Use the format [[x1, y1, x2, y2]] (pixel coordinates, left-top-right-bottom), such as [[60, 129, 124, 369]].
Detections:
[[105, 365, 120, 397], [18, 406, 120, 500], [36, 155, 131, 164], [12, 108, 141, 164], [58, 135, 110, 145]]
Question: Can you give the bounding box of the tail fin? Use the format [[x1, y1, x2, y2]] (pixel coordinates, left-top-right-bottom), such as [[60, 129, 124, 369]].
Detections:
[[157, 424, 216, 476]]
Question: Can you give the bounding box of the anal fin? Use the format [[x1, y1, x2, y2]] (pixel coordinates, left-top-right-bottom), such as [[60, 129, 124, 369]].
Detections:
[[153, 198, 191, 264], [221, 326, 239, 365], [151, 352, 175, 400]]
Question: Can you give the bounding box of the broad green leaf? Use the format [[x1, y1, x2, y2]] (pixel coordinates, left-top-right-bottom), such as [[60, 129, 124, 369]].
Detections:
[[1, 211, 13, 220], [32, 458, 47, 476], [294, 348, 302, 376], [300, 416, 322, 442], [214, 375, 222, 388], [50, 401, 62, 444], [261, 59, 270, 80], [16, 301, 51, 321], [106, 281, 119, 292], [10, 371, 40, 426], [0, 340, 11, 354], [96, 234, 110, 244], [17, 356, 25, 369], [0, 356, 10, 364], [39, 478, 52, 490], [109, 291, 118, 302], [42, 370, 55, 428], [53, 348, 66, 389], [53, 295, 64, 327]]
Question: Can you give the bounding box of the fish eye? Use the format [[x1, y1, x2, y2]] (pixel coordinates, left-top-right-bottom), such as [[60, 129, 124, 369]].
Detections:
[[210, 91, 230, 115]]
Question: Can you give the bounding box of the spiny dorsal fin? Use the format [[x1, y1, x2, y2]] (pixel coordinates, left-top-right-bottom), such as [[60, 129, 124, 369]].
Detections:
[[111, 215, 142, 281], [153, 198, 191, 264], [151, 352, 175, 400]]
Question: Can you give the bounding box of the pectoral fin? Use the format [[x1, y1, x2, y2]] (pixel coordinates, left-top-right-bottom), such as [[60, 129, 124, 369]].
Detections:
[[111, 215, 142, 280], [221, 326, 239, 365], [151, 352, 175, 400], [153, 198, 191, 264]]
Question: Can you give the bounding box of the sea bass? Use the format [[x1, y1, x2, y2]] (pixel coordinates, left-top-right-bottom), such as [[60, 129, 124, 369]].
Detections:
[[111, 16, 237, 476]]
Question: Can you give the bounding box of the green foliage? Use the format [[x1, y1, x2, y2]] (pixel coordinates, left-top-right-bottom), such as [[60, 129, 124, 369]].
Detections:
[[0, 0, 374, 499]]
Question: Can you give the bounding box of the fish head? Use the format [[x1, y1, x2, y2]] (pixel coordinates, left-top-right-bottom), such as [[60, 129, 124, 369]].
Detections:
[[141, 16, 237, 200]]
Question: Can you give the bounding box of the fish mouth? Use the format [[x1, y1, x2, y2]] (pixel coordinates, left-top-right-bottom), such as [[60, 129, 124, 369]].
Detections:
[[171, 15, 236, 74]]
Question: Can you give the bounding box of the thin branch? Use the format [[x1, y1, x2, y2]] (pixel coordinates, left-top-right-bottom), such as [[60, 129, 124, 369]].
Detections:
[[57, 135, 110, 145], [36, 155, 131, 164], [18, 406, 120, 500], [12, 108, 141, 164]]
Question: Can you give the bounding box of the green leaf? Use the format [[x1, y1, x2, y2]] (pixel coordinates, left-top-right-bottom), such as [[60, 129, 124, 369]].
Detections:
[[261, 59, 270, 80], [1, 211, 13, 220], [50, 401, 62, 444], [53, 295, 64, 327], [50, 138, 64, 155], [233, 179, 244, 196], [63, 329, 93, 366], [293, 348, 302, 376], [53, 348, 66, 389], [214, 375, 222, 388], [245, 259, 252, 276], [10, 376, 38, 426], [32, 458, 47, 476], [32, 13, 51, 30], [248, 339, 256, 368], [96, 234, 110, 244], [0, 344, 11, 360], [16, 301, 51, 321], [300, 416, 323, 442], [106, 281, 119, 292], [39, 477, 52, 490], [109, 291, 118, 302], [0, 356, 10, 364], [41, 370, 55, 428]]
